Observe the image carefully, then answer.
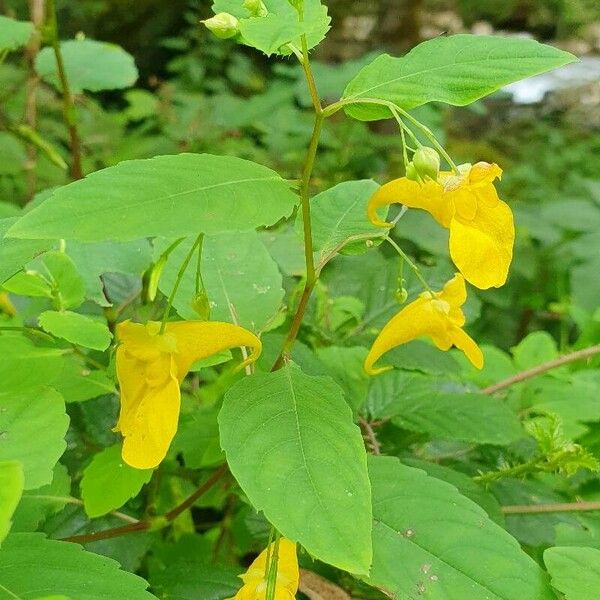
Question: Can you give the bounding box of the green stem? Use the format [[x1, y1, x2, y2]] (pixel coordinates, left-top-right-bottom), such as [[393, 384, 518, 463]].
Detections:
[[265, 531, 281, 600], [160, 235, 202, 333], [384, 236, 434, 295], [323, 97, 458, 172], [46, 0, 82, 180]]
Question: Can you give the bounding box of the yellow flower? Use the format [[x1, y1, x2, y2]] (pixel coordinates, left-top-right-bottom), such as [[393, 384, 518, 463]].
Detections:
[[115, 319, 261, 469], [368, 162, 514, 289], [231, 538, 299, 600], [364, 274, 483, 375]]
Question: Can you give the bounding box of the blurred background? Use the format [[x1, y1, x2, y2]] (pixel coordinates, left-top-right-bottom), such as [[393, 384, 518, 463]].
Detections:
[[1, 0, 599, 353]]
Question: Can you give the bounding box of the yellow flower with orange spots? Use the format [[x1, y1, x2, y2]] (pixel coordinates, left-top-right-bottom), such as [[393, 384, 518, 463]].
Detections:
[[115, 320, 261, 469], [368, 162, 514, 289], [364, 274, 483, 375], [230, 538, 299, 600]]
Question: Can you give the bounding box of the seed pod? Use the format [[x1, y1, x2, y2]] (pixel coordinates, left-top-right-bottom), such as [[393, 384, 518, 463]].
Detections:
[[191, 289, 211, 321], [202, 13, 240, 39]]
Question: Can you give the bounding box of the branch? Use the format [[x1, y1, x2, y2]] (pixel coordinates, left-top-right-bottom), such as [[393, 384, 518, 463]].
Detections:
[[482, 344, 600, 395], [60, 465, 227, 545], [359, 417, 381, 455], [502, 501, 600, 515], [46, 0, 82, 180]]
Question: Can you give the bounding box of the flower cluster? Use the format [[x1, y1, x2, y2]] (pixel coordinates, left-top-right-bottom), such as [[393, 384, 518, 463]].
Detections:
[[365, 160, 514, 373]]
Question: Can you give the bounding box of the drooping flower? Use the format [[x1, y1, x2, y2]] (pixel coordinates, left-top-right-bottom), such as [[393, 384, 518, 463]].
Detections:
[[364, 274, 483, 375], [115, 320, 261, 469], [368, 162, 514, 289], [230, 538, 299, 600]]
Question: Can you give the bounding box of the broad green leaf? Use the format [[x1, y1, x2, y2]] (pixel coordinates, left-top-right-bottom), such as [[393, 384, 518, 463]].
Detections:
[[40, 251, 86, 309], [316, 346, 369, 413], [170, 405, 224, 469], [366, 370, 523, 445], [158, 231, 284, 332], [402, 458, 504, 524], [296, 180, 385, 264], [8, 154, 298, 241], [239, 14, 302, 56], [148, 534, 241, 599], [39, 311, 112, 351], [544, 546, 600, 600], [0, 533, 156, 599], [53, 358, 116, 403], [12, 463, 70, 532], [384, 340, 460, 375], [0, 461, 23, 544], [0, 217, 52, 284], [0, 388, 68, 489], [35, 39, 138, 93], [66, 239, 152, 305], [343, 35, 576, 120], [219, 363, 372, 573], [81, 444, 152, 518], [0, 335, 66, 393], [367, 456, 555, 599], [0, 16, 34, 52]]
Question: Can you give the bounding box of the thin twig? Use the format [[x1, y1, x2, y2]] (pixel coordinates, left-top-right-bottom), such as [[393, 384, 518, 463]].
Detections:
[[482, 344, 600, 395], [359, 417, 381, 455], [46, 0, 82, 179], [502, 501, 600, 515], [60, 465, 227, 544]]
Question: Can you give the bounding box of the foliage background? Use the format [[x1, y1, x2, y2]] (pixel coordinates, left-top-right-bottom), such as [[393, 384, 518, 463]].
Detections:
[[1, 0, 599, 598]]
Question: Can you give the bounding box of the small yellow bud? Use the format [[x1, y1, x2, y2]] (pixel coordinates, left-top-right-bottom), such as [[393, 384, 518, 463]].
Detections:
[[412, 146, 440, 182], [243, 0, 268, 16], [202, 13, 240, 39]]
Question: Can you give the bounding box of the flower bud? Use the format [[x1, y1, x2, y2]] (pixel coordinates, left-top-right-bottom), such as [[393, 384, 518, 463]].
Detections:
[[405, 161, 420, 182], [395, 287, 408, 304], [202, 13, 240, 39], [243, 0, 268, 16], [191, 289, 211, 321], [412, 146, 440, 182]]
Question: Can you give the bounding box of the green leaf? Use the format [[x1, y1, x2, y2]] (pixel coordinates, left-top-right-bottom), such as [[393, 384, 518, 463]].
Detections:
[[53, 358, 116, 403], [296, 180, 385, 264], [214, 0, 330, 56], [511, 330, 559, 371], [0, 335, 66, 393], [12, 463, 71, 532], [35, 39, 138, 93], [219, 362, 372, 573], [66, 239, 152, 305], [39, 311, 112, 351], [367, 370, 523, 445], [0, 533, 156, 599], [41, 251, 86, 309], [0, 461, 23, 544], [148, 535, 241, 599], [8, 154, 298, 241], [544, 546, 600, 600], [343, 35, 576, 120], [158, 231, 284, 332], [81, 444, 152, 518], [0, 16, 34, 52], [170, 405, 224, 469], [367, 456, 555, 599], [0, 388, 68, 489], [0, 217, 53, 284]]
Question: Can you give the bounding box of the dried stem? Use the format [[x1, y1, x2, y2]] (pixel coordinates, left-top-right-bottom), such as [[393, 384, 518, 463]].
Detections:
[[60, 465, 227, 545], [502, 501, 600, 515], [482, 344, 600, 395]]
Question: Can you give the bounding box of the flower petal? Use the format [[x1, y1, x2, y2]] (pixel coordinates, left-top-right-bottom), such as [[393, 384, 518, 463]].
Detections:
[[117, 352, 180, 469], [165, 320, 262, 381], [468, 161, 502, 187], [449, 195, 514, 289], [450, 326, 484, 369], [364, 298, 442, 375], [367, 177, 453, 228]]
